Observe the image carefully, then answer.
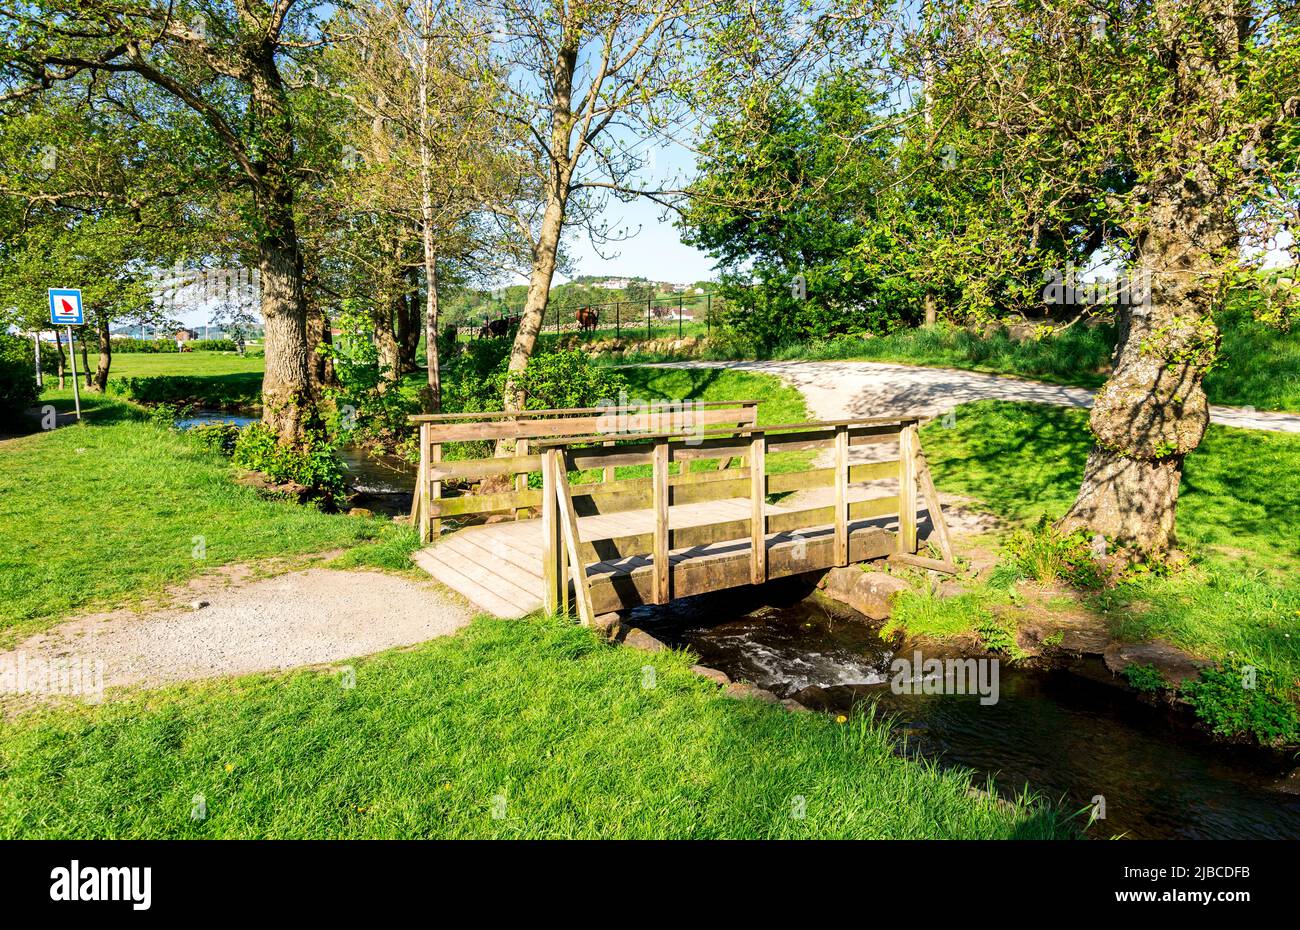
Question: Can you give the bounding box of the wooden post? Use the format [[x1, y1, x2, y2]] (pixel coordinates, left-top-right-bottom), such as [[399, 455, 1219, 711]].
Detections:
[[652, 438, 670, 604], [429, 441, 442, 540], [603, 439, 616, 483], [514, 438, 529, 519], [915, 446, 955, 565], [412, 422, 428, 536], [834, 424, 849, 566], [897, 424, 918, 554], [554, 452, 595, 626], [542, 448, 562, 614], [749, 431, 766, 585]]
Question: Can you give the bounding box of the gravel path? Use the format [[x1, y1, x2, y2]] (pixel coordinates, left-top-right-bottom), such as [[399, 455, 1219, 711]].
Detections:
[[1, 568, 473, 697], [646, 359, 1300, 433]]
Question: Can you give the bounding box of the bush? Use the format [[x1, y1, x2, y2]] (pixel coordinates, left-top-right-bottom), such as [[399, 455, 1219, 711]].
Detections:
[[1001, 517, 1108, 588], [232, 423, 345, 503], [0, 333, 38, 426], [1181, 658, 1299, 745], [492, 348, 627, 411], [1124, 663, 1167, 693], [188, 420, 242, 456]]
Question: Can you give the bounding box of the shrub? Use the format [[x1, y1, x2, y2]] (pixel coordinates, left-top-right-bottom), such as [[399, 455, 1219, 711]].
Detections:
[[188, 420, 242, 456], [0, 333, 38, 426], [491, 348, 627, 411], [1001, 516, 1108, 588], [1181, 658, 1299, 745], [232, 423, 345, 503], [1124, 663, 1167, 693]]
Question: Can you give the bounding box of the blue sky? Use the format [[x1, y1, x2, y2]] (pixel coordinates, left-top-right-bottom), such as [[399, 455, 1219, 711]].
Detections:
[[558, 195, 717, 285]]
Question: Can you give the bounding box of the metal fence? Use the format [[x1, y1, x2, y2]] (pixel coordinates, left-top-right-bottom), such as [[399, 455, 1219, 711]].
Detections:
[[452, 291, 718, 343]]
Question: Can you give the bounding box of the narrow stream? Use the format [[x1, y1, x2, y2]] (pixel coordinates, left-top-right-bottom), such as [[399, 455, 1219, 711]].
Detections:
[[630, 591, 1300, 840]]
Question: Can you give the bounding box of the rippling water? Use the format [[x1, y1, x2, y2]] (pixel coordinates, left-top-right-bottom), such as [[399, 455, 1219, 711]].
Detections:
[[632, 590, 1300, 840]]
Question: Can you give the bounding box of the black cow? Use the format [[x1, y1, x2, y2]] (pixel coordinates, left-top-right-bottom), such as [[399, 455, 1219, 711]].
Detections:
[[478, 314, 521, 339]]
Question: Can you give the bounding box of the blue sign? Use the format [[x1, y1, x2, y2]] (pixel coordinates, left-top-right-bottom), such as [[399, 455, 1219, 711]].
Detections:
[[48, 288, 84, 325]]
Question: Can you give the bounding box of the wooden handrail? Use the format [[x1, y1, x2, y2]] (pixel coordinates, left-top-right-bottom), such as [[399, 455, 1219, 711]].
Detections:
[[533, 416, 953, 622], [530, 415, 922, 449], [408, 399, 759, 423], [411, 401, 761, 542]]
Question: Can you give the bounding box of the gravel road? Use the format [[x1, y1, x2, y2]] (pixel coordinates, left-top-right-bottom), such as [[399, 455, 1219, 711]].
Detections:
[[1, 568, 472, 697], [645, 359, 1300, 433]]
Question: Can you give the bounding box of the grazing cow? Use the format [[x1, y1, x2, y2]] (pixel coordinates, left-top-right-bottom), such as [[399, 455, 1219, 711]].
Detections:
[[576, 308, 599, 332], [478, 314, 521, 339]]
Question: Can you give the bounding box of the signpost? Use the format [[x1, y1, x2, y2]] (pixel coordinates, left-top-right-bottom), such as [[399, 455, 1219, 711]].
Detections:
[[48, 288, 83, 421]]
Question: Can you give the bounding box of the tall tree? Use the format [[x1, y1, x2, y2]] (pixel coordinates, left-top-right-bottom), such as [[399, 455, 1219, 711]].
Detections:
[[321, 0, 521, 409], [889, 0, 1300, 551], [483, 0, 717, 412], [0, 1, 341, 442]]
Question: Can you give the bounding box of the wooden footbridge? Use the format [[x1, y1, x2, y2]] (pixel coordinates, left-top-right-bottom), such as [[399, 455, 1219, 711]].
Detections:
[[408, 401, 954, 624]]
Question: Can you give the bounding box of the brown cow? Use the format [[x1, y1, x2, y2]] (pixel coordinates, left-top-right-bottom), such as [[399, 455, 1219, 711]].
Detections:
[[576, 308, 599, 332]]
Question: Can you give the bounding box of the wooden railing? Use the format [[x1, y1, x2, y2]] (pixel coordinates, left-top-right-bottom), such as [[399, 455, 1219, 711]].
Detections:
[[535, 418, 955, 625], [407, 401, 760, 542]]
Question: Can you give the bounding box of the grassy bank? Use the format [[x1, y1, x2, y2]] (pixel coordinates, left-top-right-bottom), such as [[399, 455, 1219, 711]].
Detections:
[[0, 394, 408, 641], [912, 401, 1300, 694], [0, 615, 1072, 839]]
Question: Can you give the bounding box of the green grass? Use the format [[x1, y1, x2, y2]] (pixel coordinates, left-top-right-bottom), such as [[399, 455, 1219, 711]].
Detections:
[[0, 615, 1072, 839], [1203, 310, 1300, 412], [0, 395, 412, 640], [88, 351, 264, 380], [917, 401, 1300, 685]]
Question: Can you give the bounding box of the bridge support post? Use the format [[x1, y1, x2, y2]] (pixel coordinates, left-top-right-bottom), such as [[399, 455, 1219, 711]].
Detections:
[[897, 424, 918, 554], [749, 431, 766, 585], [834, 425, 849, 566], [542, 449, 565, 615], [652, 439, 670, 604]]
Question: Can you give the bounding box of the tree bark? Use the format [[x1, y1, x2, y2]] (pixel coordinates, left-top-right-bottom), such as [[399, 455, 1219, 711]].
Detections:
[[80, 331, 91, 389], [92, 315, 111, 392], [503, 39, 580, 417], [54, 330, 65, 390], [397, 266, 421, 376], [423, 246, 441, 413], [251, 52, 317, 444]]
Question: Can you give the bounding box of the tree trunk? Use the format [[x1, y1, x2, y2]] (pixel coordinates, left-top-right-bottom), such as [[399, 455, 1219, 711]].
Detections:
[[251, 55, 317, 444], [93, 315, 111, 392], [423, 246, 441, 413], [1059, 180, 1230, 552], [501, 39, 580, 426], [80, 332, 91, 388], [1058, 2, 1239, 554], [397, 266, 421, 375], [924, 293, 937, 326], [54, 330, 65, 390]]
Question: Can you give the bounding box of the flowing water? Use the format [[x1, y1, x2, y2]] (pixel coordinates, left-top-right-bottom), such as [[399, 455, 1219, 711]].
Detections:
[[631, 591, 1300, 840]]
